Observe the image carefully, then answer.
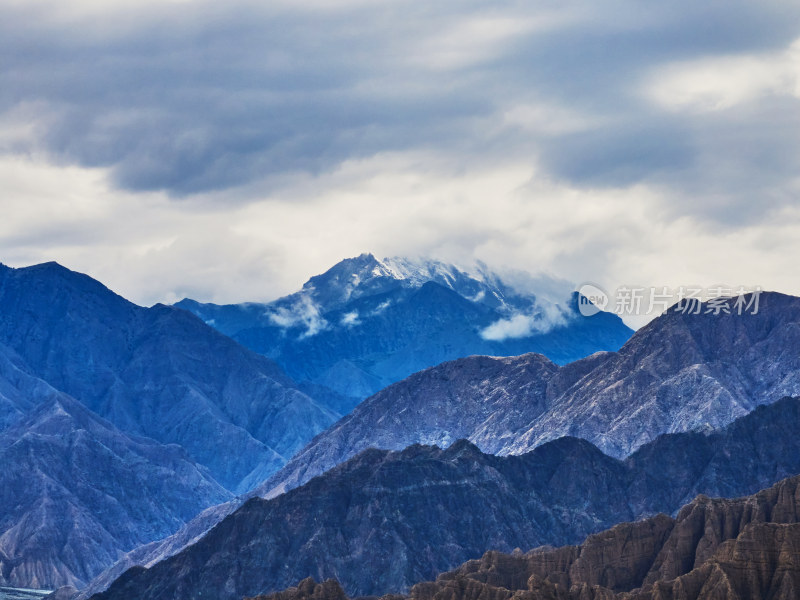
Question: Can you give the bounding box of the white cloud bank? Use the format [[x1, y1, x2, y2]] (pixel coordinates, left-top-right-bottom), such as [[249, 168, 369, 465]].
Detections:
[[646, 38, 800, 113], [268, 295, 328, 337], [480, 304, 570, 341]]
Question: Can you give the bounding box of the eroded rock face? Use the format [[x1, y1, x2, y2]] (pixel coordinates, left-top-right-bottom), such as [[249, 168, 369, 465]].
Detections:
[[247, 578, 350, 600], [266, 476, 800, 600], [415, 476, 800, 600], [91, 399, 800, 600], [628, 523, 800, 600]]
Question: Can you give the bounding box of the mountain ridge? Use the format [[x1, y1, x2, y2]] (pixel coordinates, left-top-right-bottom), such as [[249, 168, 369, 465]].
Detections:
[[0, 261, 340, 493], [175, 254, 633, 399], [0, 388, 231, 590], [90, 396, 800, 600], [258, 291, 800, 499], [253, 473, 800, 600]]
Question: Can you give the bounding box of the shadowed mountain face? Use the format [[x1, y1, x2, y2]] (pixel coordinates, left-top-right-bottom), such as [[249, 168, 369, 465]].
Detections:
[[175, 254, 633, 401], [259, 291, 800, 498], [0, 262, 339, 492], [91, 397, 800, 600], [0, 385, 231, 589], [254, 474, 800, 600]]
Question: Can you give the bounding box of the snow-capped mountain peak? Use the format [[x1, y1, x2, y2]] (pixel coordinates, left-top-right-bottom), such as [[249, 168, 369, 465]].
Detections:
[[176, 254, 633, 399], [294, 253, 528, 314]]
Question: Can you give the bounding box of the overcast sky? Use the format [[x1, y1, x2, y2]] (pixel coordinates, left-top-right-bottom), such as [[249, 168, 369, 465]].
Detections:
[[2, 0, 799, 323]]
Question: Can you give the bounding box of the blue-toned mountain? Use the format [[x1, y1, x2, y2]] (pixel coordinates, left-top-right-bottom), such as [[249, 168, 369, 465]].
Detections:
[[82, 291, 800, 598], [176, 254, 633, 400], [258, 291, 800, 498], [0, 357, 231, 590], [0, 262, 338, 492]]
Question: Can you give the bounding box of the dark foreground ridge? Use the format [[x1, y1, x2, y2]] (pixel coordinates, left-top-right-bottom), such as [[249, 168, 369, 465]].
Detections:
[[251, 473, 800, 600], [93, 397, 800, 600]]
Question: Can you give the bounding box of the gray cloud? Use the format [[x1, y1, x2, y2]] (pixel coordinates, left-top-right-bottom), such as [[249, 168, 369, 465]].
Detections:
[[1, 0, 799, 226], [1, 1, 495, 195]]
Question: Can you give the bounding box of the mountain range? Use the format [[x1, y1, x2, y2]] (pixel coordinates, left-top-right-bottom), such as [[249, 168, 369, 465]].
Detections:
[[0, 261, 339, 493], [0, 261, 351, 591], [2, 258, 799, 599], [0, 257, 628, 593], [175, 254, 633, 400], [80, 289, 800, 598], [258, 290, 800, 498], [91, 396, 800, 600], [256, 473, 800, 600]]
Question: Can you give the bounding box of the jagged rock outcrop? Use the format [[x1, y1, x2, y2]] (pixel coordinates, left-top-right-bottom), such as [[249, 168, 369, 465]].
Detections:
[[248, 578, 349, 600], [628, 523, 800, 600], [408, 476, 800, 600], [91, 398, 800, 600], [259, 291, 800, 498], [257, 476, 800, 600], [176, 254, 632, 400]]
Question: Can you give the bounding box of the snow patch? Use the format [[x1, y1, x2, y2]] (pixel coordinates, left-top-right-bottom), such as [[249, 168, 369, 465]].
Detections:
[[370, 300, 392, 315], [340, 311, 360, 327]]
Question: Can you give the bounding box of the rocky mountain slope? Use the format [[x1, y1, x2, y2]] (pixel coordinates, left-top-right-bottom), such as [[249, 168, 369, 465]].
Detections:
[[91, 397, 800, 600], [0, 389, 231, 589], [0, 262, 339, 492], [256, 473, 800, 600], [0, 343, 62, 432], [259, 291, 800, 497], [176, 254, 632, 400]]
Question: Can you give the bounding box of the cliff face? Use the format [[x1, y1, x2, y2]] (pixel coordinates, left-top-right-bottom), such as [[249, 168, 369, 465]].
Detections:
[[91, 398, 800, 600], [632, 523, 800, 600], [250, 476, 800, 600]]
